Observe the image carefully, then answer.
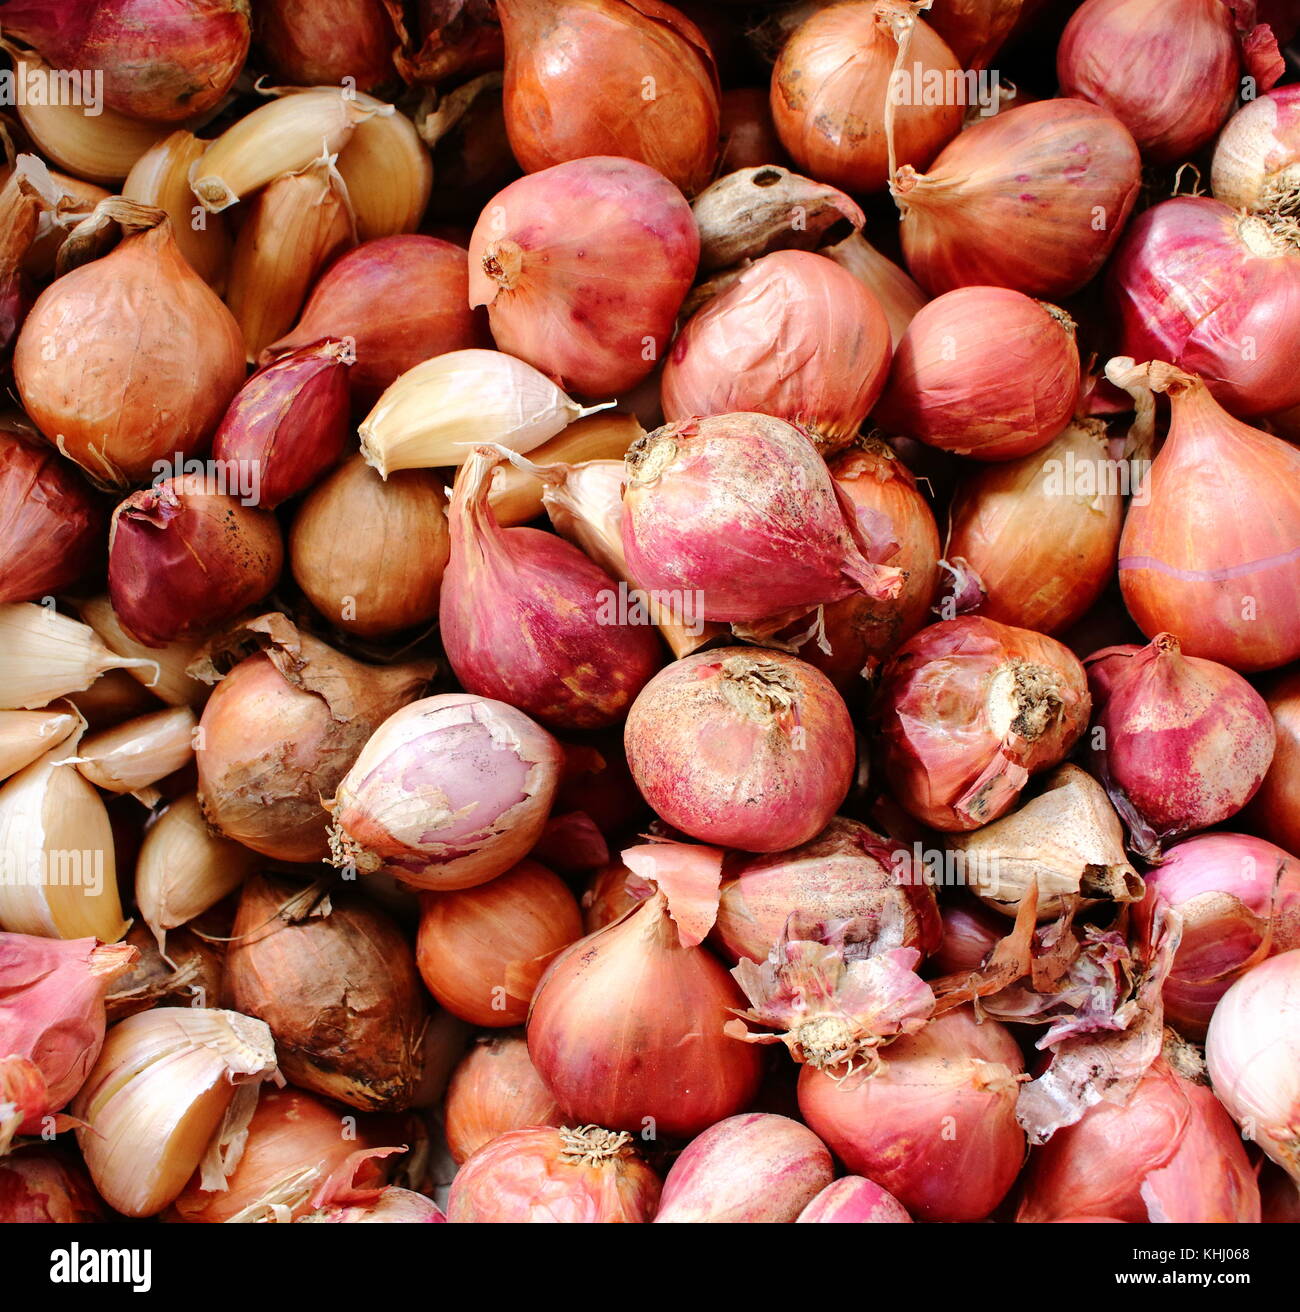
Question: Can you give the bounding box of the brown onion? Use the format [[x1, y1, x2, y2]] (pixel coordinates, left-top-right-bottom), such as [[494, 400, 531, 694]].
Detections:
[[581, 859, 650, 933], [226, 874, 431, 1113], [495, 0, 720, 196], [0, 1147, 106, 1223], [14, 202, 245, 487], [290, 454, 450, 637], [444, 1033, 563, 1165], [1213, 85, 1300, 214], [262, 236, 489, 408], [1085, 634, 1275, 859], [661, 251, 892, 453], [625, 649, 856, 853], [875, 286, 1080, 460], [328, 694, 564, 891], [945, 419, 1123, 634], [447, 1124, 661, 1223], [416, 860, 583, 1027], [896, 99, 1141, 299], [772, 1, 964, 194], [194, 613, 433, 862], [255, 0, 400, 89], [468, 156, 698, 398], [1251, 669, 1300, 854], [798, 1007, 1026, 1222], [797, 1175, 912, 1223]]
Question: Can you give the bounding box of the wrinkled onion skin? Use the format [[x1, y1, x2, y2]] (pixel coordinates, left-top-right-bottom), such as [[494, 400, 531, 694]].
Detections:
[[1250, 669, 1300, 855], [796, 1175, 912, 1223], [444, 1034, 562, 1165]]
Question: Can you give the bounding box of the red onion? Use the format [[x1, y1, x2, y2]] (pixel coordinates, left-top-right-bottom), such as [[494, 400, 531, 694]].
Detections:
[[874, 286, 1080, 461], [255, 0, 400, 90], [1136, 833, 1300, 1037], [653, 1114, 833, 1223], [1108, 198, 1300, 418], [796, 1175, 912, 1223], [877, 616, 1092, 831], [1084, 634, 1276, 858], [107, 475, 284, 648], [0, 1148, 106, 1223], [621, 412, 903, 625], [927, 0, 1024, 69], [444, 1033, 563, 1165], [1017, 1052, 1262, 1222], [262, 236, 489, 407], [929, 897, 1007, 976], [624, 649, 856, 852], [468, 157, 698, 399], [798, 1007, 1027, 1222], [1251, 669, 1300, 854], [1213, 85, 1300, 213], [714, 816, 942, 965], [441, 448, 662, 730], [0, 426, 104, 604], [662, 252, 891, 453], [327, 693, 564, 891], [1108, 358, 1300, 672], [211, 339, 352, 509], [1206, 949, 1300, 1180], [446, 1124, 661, 1223], [896, 99, 1142, 299]]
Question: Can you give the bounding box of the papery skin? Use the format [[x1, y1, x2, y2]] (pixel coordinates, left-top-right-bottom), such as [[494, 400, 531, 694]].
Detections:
[[527, 895, 763, 1140], [1017, 1056, 1262, 1222], [798, 1007, 1026, 1223], [653, 1113, 832, 1223], [897, 99, 1142, 299], [1135, 833, 1300, 1038], [874, 286, 1080, 461], [796, 1175, 912, 1223], [328, 694, 564, 891], [1213, 85, 1300, 212], [495, 0, 720, 196], [771, 1, 964, 194], [444, 1032, 562, 1164], [929, 898, 1006, 976], [446, 1125, 661, 1223], [823, 232, 928, 352], [1085, 635, 1276, 858], [1250, 669, 1300, 855], [1109, 198, 1300, 418], [262, 235, 489, 406], [661, 251, 891, 451], [469, 157, 698, 398], [255, 0, 399, 89], [624, 649, 856, 853], [927, 0, 1022, 69], [0, 1147, 106, 1222]]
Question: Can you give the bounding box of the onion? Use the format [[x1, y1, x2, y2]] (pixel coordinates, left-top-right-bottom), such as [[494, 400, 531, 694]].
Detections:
[[875, 286, 1080, 461], [621, 412, 903, 625], [226, 874, 431, 1113], [927, 0, 1024, 69], [290, 454, 451, 637], [1213, 85, 1300, 213], [255, 0, 400, 90], [441, 448, 663, 730], [528, 851, 763, 1140], [1017, 1050, 1262, 1222], [495, 0, 720, 196], [1108, 198, 1300, 418], [1261, 1164, 1300, 1222], [1135, 833, 1300, 1038], [771, 1, 964, 194], [1084, 634, 1275, 859], [798, 1007, 1026, 1222], [468, 157, 698, 398], [822, 232, 928, 352], [946, 419, 1124, 635], [0, 426, 104, 604], [193, 613, 433, 862], [625, 649, 856, 852], [262, 235, 489, 408], [1057, 0, 1273, 163], [13, 202, 245, 487], [1251, 669, 1300, 854], [582, 859, 651, 933], [444, 1033, 563, 1165], [416, 860, 583, 1027], [1, 0, 251, 123], [714, 816, 942, 965], [661, 251, 892, 453], [930, 897, 1006, 976], [796, 1175, 912, 1223], [1206, 949, 1300, 1180], [1108, 358, 1300, 671], [327, 693, 564, 891], [877, 616, 1091, 831], [0, 1147, 106, 1223], [719, 88, 787, 172], [653, 1113, 833, 1223], [447, 1124, 661, 1223], [895, 99, 1141, 299]]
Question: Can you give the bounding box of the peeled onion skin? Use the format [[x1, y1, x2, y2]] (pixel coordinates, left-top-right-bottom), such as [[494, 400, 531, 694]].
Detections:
[[443, 1033, 562, 1165], [624, 649, 857, 853], [1213, 85, 1300, 214], [469, 156, 699, 399], [1249, 669, 1300, 855], [796, 1175, 912, 1223]]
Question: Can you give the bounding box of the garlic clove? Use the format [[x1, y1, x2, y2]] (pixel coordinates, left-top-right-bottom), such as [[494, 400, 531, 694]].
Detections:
[[0, 708, 79, 782], [335, 98, 432, 240], [78, 596, 208, 710], [66, 705, 198, 795]]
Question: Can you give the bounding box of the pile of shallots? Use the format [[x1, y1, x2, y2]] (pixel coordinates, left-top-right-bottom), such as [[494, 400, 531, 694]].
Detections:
[[1, 0, 1299, 1229]]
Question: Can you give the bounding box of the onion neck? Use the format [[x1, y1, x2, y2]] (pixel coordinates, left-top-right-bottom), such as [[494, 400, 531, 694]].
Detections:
[[626, 431, 678, 486], [718, 655, 798, 724], [482, 239, 524, 293], [987, 661, 1063, 742], [559, 1124, 634, 1166]]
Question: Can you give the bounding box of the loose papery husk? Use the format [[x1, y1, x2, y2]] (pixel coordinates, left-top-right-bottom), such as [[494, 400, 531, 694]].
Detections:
[[104, 921, 226, 1022]]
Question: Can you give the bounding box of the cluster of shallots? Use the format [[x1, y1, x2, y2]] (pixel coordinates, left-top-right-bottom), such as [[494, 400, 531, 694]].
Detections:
[[1, 0, 1299, 1233]]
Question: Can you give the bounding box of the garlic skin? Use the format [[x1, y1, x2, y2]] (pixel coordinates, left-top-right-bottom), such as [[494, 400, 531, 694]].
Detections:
[[67, 705, 197, 795]]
